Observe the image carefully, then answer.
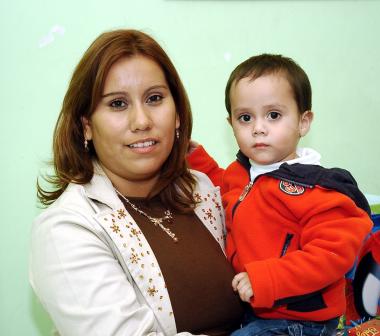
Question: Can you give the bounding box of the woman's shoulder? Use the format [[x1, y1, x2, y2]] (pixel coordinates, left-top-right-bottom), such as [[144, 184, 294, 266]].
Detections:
[[35, 171, 119, 222], [190, 169, 220, 190], [33, 183, 98, 233], [40, 183, 89, 213]]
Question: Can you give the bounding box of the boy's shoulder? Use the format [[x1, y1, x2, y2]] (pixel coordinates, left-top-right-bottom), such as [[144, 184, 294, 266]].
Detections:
[[269, 163, 371, 215], [225, 150, 251, 176], [270, 163, 354, 186], [224, 160, 251, 192]]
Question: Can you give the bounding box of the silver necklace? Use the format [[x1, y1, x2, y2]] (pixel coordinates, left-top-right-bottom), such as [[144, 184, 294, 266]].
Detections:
[[115, 189, 178, 243]]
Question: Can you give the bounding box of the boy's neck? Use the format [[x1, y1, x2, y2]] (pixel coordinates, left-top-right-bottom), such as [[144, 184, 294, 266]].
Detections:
[[249, 147, 321, 181]]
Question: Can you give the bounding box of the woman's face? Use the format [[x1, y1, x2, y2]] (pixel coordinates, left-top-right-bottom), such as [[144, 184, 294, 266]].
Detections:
[[83, 55, 180, 196]]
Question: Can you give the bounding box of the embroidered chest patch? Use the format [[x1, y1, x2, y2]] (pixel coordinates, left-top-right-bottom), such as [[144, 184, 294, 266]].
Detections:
[[279, 180, 305, 195]]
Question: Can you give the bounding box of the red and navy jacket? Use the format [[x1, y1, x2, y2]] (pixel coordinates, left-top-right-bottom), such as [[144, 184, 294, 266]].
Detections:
[[188, 146, 373, 321]]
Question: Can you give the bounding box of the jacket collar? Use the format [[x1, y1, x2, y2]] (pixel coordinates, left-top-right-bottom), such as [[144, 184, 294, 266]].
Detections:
[[82, 162, 226, 249], [83, 161, 124, 210]]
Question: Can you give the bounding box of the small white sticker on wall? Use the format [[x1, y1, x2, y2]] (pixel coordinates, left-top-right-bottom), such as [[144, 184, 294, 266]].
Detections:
[[39, 25, 65, 48], [224, 52, 232, 62]]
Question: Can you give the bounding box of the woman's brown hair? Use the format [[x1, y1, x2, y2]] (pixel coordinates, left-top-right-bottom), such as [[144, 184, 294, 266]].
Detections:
[[38, 29, 196, 212]]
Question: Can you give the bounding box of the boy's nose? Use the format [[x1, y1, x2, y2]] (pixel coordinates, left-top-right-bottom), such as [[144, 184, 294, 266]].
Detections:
[[252, 121, 266, 136]]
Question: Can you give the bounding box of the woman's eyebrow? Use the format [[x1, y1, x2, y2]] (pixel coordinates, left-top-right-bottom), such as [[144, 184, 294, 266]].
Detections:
[[101, 91, 127, 98], [102, 85, 169, 98], [144, 84, 169, 92]]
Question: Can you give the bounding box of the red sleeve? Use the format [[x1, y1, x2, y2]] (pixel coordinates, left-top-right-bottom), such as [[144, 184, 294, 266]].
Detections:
[[244, 185, 373, 309], [187, 145, 225, 188]]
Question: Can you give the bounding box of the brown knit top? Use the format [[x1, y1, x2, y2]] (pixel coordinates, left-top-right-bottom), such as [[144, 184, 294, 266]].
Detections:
[[119, 195, 244, 335]]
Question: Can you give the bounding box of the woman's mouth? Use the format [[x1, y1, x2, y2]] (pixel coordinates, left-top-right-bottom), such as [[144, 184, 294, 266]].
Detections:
[[128, 140, 157, 149]]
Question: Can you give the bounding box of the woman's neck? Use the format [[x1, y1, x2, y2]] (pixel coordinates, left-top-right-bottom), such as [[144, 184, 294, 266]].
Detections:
[[114, 179, 157, 197], [100, 164, 159, 197]]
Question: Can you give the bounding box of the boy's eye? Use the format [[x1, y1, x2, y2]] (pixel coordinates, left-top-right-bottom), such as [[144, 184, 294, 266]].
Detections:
[[147, 94, 163, 104], [267, 111, 281, 120], [238, 114, 251, 122], [110, 99, 127, 109]]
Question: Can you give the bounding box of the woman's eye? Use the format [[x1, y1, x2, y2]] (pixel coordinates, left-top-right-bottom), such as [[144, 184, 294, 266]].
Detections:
[[110, 99, 127, 109], [268, 111, 281, 120], [238, 114, 251, 123], [147, 94, 163, 104]]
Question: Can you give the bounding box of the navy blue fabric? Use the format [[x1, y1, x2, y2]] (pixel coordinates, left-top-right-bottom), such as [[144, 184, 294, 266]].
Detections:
[[231, 310, 338, 336]]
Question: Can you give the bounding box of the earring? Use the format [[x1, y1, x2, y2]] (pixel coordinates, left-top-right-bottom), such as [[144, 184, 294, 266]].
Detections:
[[84, 139, 89, 152], [175, 129, 180, 140]]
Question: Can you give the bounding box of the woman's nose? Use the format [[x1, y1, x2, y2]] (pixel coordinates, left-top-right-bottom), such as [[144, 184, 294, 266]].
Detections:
[[130, 104, 152, 132]]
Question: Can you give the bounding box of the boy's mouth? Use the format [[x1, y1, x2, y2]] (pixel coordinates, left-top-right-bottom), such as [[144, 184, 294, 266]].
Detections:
[[254, 143, 268, 148]]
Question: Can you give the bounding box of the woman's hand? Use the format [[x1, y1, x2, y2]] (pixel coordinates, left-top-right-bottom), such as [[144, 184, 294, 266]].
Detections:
[[232, 272, 253, 303]]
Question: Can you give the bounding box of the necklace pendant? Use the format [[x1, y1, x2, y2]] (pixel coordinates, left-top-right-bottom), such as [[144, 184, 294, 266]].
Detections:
[[151, 218, 162, 226], [164, 210, 173, 220], [115, 189, 178, 243]]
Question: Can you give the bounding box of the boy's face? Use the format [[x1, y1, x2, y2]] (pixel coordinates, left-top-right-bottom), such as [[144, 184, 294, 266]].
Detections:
[[228, 73, 312, 165]]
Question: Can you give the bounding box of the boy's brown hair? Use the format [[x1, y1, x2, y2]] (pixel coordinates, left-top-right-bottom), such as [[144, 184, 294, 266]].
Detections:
[[225, 53, 312, 116]]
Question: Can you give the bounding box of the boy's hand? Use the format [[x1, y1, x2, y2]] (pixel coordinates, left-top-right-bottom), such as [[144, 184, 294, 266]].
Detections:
[[232, 272, 253, 303], [187, 139, 199, 154]]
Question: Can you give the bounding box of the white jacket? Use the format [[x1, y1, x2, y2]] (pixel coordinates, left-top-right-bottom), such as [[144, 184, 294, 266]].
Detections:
[[29, 165, 225, 336]]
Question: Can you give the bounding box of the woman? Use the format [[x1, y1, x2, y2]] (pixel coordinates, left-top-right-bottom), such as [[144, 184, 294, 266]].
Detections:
[[30, 29, 243, 336]]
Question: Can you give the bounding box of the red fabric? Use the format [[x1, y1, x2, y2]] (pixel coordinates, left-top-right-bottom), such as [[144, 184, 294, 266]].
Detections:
[[346, 231, 380, 323], [187, 145, 225, 189], [188, 146, 373, 321], [359, 231, 380, 263], [344, 279, 361, 323]]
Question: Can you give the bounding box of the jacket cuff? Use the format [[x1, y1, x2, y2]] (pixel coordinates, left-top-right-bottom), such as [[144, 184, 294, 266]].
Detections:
[[245, 260, 275, 308]]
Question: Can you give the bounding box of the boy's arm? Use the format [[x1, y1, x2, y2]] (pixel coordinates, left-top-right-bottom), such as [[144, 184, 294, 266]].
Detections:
[[232, 272, 254, 303], [244, 187, 373, 309], [187, 145, 225, 188]]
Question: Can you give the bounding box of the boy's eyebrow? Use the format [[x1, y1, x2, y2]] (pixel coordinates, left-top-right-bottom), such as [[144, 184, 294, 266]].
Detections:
[[262, 103, 287, 110], [232, 107, 249, 114], [232, 103, 287, 114]]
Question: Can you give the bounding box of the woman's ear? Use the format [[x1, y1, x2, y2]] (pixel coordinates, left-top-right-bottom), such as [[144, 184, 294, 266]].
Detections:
[[175, 113, 180, 129], [299, 110, 314, 137], [81, 116, 93, 140]]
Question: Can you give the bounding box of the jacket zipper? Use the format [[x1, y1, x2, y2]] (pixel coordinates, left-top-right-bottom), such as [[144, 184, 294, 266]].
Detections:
[[230, 180, 254, 266], [231, 172, 313, 221], [280, 233, 294, 257], [232, 180, 254, 220]]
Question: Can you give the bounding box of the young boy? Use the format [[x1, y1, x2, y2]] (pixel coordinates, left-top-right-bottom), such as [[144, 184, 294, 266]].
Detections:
[[188, 54, 373, 335]]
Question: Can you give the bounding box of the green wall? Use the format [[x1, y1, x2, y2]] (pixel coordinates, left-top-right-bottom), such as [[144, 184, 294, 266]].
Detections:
[[1, 1, 379, 335]]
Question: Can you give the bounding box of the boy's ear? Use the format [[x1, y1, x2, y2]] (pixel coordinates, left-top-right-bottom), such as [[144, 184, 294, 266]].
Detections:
[[299, 110, 313, 137], [226, 116, 232, 126], [81, 116, 93, 140]]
